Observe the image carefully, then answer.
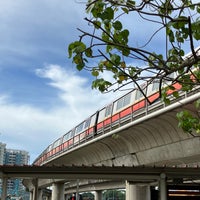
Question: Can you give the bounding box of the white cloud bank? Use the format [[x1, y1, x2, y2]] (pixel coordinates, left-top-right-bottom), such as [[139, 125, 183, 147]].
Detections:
[[0, 64, 120, 163]]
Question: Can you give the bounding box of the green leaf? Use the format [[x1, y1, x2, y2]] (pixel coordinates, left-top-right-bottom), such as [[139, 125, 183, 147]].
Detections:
[[93, 20, 101, 29], [127, 0, 135, 7], [76, 63, 85, 71], [113, 21, 123, 30], [172, 91, 179, 98], [68, 42, 75, 58], [106, 45, 114, 53], [102, 32, 110, 42], [192, 20, 200, 40], [197, 5, 200, 13], [92, 70, 99, 77], [111, 54, 121, 65], [195, 99, 200, 109], [68, 41, 86, 58], [122, 48, 130, 56], [129, 67, 137, 76], [92, 78, 112, 92], [164, 98, 170, 105], [85, 48, 93, 57], [91, 1, 105, 18], [73, 54, 82, 65], [121, 29, 129, 43], [168, 30, 175, 42], [176, 110, 200, 133], [168, 85, 175, 90], [121, 7, 129, 14], [100, 7, 114, 20]]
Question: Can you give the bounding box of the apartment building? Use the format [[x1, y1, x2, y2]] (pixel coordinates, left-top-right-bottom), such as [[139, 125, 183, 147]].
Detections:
[[0, 143, 30, 198]]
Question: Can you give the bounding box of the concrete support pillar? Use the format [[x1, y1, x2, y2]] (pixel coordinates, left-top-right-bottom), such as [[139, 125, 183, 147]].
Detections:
[[76, 179, 79, 200], [1, 177, 7, 200], [38, 189, 43, 200], [159, 173, 167, 200], [32, 178, 38, 200], [94, 190, 102, 200], [126, 181, 150, 200], [29, 191, 33, 200], [52, 182, 64, 200]]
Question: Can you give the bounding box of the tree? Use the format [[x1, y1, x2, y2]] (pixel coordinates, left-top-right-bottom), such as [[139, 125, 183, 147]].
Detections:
[[68, 0, 200, 133], [103, 189, 125, 200]]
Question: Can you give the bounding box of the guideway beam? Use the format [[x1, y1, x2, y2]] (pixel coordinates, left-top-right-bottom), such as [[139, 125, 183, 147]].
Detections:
[[0, 165, 197, 200], [1, 165, 200, 179]]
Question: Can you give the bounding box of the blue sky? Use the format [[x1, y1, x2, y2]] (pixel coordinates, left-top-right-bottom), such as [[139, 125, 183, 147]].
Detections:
[[0, 0, 199, 163], [0, 0, 130, 163], [0, 0, 112, 162]]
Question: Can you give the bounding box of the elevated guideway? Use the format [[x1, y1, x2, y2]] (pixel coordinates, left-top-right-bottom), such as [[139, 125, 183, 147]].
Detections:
[[44, 88, 200, 168], [20, 87, 200, 200], [2, 165, 200, 199], [20, 88, 200, 200]]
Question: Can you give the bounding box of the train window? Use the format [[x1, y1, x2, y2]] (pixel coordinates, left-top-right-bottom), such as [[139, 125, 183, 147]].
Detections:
[[53, 139, 61, 148], [116, 93, 131, 111], [84, 119, 90, 129], [48, 144, 52, 152], [135, 90, 143, 100], [91, 113, 97, 125], [105, 104, 112, 117], [97, 108, 106, 123], [70, 130, 75, 138], [75, 123, 84, 135], [124, 92, 131, 106], [116, 98, 123, 110], [152, 81, 159, 91], [63, 132, 70, 142]]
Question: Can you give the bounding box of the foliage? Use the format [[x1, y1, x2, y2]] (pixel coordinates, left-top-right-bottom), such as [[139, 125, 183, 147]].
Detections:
[[81, 192, 94, 200], [103, 189, 125, 200], [68, 0, 200, 133], [177, 99, 200, 134]]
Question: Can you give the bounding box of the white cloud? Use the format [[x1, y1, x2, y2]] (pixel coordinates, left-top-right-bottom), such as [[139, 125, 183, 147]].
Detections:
[[0, 64, 122, 163], [36, 64, 101, 116]]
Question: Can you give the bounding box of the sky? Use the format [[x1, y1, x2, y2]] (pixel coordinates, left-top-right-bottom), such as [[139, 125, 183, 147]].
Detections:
[[0, 0, 128, 163], [0, 0, 199, 163]]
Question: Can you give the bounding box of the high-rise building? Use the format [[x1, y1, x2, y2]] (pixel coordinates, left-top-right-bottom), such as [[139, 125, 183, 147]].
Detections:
[[0, 142, 6, 195], [0, 142, 6, 165], [4, 149, 30, 196], [4, 149, 29, 166], [0, 144, 30, 199]]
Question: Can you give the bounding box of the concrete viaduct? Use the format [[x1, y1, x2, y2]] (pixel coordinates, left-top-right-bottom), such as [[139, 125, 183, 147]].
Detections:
[[1, 88, 200, 200]]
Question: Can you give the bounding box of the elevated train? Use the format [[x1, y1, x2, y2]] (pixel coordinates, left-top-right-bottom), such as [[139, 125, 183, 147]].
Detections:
[[33, 48, 200, 166]]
